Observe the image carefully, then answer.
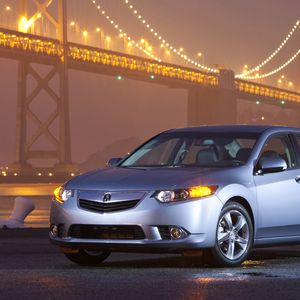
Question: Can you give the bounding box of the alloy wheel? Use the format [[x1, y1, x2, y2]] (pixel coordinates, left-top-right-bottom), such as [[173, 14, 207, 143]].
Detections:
[[217, 209, 250, 261]]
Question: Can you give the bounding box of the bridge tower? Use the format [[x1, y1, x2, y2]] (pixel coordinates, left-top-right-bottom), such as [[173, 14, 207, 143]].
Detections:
[[11, 0, 77, 178], [188, 69, 237, 125]]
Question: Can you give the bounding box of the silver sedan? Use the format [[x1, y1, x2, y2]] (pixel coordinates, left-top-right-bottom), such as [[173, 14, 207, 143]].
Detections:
[[50, 125, 300, 267]]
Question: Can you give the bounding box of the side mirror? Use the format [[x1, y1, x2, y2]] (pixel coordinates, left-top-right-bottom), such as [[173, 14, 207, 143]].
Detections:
[[257, 156, 287, 174], [106, 157, 122, 167]]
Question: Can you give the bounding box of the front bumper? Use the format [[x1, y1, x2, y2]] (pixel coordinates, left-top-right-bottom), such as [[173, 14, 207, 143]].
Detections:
[[50, 192, 223, 252], [51, 234, 209, 253]]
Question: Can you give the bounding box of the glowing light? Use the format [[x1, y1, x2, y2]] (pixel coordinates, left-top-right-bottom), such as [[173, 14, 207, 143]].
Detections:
[[256, 100, 260, 105], [48, 172, 53, 177], [281, 100, 286, 104], [96, 27, 101, 32], [288, 82, 293, 87], [261, 116, 265, 120], [236, 18, 300, 78], [240, 49, 300, 80], [82, 30, 88, 37], [13, 173, 18, 177], [89, 1, 161, 61], [5, 6, 11, 11], [53, 186, 63, 203], [2, 24, 220, 88], [121, 0, 218, 73], [38, 173, 42, 176], [116, 75, 123, 80], [18, 16, 34, 33], [71, 173, 75, 177], [237, 81, 300, 104], [106, 36, 111, 41], [150, 74, 155, 79], [189, 186, 215, 198], [70, 21, 75, 26]]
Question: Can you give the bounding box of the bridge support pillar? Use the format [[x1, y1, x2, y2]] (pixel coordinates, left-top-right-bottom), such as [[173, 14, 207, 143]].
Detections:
[[10, 0, 77, 177], [187, 69, 237, 126]]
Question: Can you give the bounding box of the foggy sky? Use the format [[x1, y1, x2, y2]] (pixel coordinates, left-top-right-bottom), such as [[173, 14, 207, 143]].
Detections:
[[1, 0, 300, 167]]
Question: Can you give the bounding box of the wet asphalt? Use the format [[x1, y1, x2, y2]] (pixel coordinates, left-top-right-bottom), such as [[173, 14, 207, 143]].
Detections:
[[0, 229, 300, 300]]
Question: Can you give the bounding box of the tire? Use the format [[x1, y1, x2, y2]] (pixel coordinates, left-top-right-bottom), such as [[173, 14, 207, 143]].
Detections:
[[205, 201, 253, 267], [63, 249, 111, 266]]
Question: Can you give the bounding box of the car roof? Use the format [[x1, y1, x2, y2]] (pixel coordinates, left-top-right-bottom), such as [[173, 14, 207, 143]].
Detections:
[[165, 125, 299, 134]]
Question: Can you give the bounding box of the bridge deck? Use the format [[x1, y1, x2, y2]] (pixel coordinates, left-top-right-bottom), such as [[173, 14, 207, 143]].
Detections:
[[1, 28, 300, 104]]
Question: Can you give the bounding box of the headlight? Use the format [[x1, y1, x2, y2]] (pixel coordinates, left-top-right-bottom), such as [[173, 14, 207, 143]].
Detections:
[[53, 186, 74, 204], [153, 185, 218, 203]]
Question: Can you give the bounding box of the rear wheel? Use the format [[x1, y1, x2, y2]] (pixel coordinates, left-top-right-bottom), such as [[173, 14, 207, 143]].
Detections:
[[205, 201, 253, 267], [63, 249, 111, 266]]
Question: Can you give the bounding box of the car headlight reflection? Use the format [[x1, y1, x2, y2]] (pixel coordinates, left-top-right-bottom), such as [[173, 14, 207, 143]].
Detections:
[[154, 185, 218, 203], [53, 186, 74, 204]]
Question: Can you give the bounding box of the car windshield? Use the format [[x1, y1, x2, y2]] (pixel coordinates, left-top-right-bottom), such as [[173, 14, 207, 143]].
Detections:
[[120, 131, 259, 168]]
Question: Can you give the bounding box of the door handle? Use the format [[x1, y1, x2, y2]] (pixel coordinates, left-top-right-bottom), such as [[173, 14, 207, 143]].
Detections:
[[295, 176, 300, 183]]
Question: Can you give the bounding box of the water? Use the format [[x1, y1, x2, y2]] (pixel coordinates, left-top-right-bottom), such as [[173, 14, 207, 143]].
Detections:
[[0, 196, 51, 228]]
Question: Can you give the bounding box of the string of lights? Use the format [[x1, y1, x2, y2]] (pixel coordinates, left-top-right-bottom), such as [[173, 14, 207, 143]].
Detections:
[[121, 0, 218, 74], [240, 48, 300, 80], [90, 0, 162, 62], [236, 19, 300, 78]]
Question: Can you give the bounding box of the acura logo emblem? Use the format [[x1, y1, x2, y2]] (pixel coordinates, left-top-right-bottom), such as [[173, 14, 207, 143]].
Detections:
[[103, 193, 111, 202]]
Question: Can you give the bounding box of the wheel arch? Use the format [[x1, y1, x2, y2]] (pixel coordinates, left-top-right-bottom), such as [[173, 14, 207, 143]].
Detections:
[[227, 196, 255, 232]]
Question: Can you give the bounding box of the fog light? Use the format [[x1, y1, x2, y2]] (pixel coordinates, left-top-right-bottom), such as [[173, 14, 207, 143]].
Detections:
[[50, 224, 58, 237], [170, 226, 186, 240]]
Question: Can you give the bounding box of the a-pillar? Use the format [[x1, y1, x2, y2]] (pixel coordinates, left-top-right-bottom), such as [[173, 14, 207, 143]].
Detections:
[[187, 69, 237, 126]]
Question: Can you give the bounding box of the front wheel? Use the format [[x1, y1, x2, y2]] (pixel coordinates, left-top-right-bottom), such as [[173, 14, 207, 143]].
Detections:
[[205, 201, 253, 267], [63, 249, 111, 266]]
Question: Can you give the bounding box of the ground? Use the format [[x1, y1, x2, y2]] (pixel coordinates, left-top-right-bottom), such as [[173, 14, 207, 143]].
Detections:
[[0, 229, 300, 300]]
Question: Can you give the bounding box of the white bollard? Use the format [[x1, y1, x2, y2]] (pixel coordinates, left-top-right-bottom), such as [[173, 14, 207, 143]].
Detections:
[[0, 196, 35, 229]]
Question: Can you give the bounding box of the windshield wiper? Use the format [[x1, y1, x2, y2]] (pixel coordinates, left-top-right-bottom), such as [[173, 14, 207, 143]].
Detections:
[[118, 166, 148, 170]]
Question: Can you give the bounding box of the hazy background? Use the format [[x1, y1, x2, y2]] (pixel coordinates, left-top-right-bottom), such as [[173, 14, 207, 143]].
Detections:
[[1, 0, 300, 168]]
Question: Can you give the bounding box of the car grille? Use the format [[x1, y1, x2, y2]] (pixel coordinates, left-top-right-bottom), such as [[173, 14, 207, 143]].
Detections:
[[69, 224, 145, 240], [79, 198, 140, 213], [157, 226, 171, 240]]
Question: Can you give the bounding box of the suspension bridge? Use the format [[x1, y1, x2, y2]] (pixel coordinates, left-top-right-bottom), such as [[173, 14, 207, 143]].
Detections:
[[1, 0, 300, 182]]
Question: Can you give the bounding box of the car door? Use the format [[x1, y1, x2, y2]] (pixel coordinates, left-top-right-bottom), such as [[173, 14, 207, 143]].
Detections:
[[254, 134, 300, 239]]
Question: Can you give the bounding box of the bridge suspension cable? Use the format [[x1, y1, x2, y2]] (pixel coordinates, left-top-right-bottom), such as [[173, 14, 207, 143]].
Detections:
[[121, 0, 218, 74], [236, 19, 300, 78], [90, 0, 162, 62], [239, 48, 300, 80]]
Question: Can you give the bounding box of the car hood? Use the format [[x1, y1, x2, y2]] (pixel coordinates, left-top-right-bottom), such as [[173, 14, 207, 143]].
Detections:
[[66, 166, 220, 191]]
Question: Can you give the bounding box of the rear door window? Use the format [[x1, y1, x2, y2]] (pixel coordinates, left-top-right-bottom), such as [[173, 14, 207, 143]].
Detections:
[[293, 135, 300, 163]]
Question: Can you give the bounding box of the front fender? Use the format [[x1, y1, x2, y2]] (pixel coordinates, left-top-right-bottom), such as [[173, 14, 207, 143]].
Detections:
[[216, 183, 257, 227]]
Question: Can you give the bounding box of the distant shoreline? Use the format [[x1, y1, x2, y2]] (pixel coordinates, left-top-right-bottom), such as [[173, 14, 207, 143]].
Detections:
[[0, 183, 59, 196]]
